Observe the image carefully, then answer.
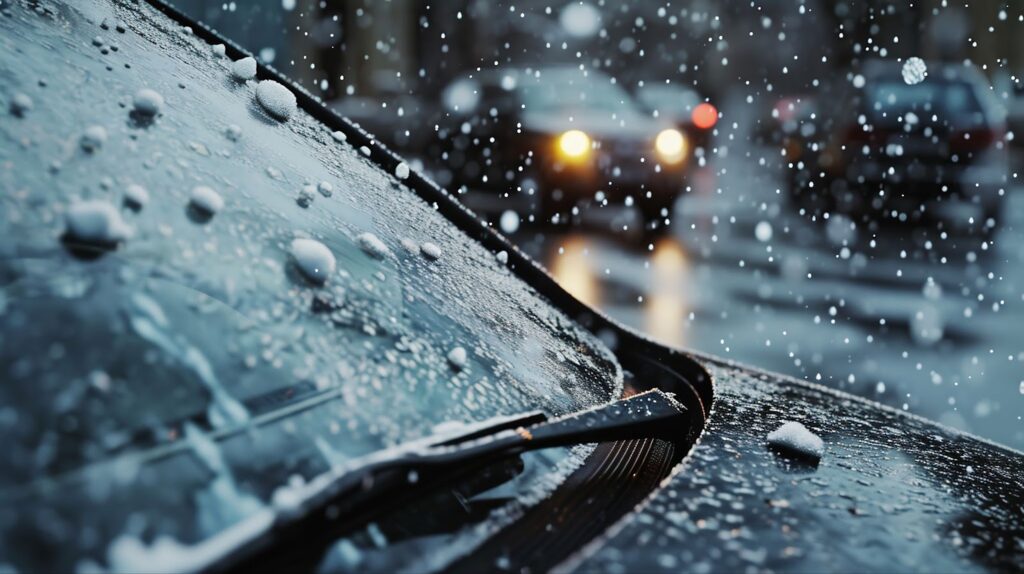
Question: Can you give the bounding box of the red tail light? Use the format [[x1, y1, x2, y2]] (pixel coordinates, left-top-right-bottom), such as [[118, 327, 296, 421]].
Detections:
[[692, 103, 718, 130]]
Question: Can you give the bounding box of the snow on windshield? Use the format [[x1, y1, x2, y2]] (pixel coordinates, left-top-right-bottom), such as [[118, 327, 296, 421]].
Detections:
[[0, 1, 621, 570]]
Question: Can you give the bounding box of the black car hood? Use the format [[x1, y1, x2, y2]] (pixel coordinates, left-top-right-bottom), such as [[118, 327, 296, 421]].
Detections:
[[564, 354, 1024, 573]]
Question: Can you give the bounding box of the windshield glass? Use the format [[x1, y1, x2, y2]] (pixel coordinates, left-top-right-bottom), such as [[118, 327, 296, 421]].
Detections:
[[867, 81, 985, 124], [0, 1, 621, 571], [517, 69, 632, 114], [636, 85, 701, 115]]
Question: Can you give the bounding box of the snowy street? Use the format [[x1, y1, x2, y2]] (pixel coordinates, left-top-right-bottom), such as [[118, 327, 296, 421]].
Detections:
[[483, 112, 1024, 450]]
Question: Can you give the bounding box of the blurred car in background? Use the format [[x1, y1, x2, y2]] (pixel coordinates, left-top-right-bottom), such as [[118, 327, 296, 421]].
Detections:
[[633, 83, 718, 153], [431, 66, 694, 233], [783, 60, 1008, 232]]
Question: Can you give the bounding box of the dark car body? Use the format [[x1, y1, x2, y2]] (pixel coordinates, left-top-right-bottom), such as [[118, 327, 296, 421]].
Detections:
[[782, 60, 1009, 231], [634, 83, 716, 153], [0, 2, 1022, 573], [430, 67, 692, 231]]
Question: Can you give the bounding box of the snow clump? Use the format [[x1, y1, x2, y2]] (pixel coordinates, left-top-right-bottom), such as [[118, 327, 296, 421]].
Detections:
[[356, 232, 390, 259], [124, 184, 149, 209], [447, 346, 468, 370], [189, 186, 224, 215], [80, 125, 107, 152], [290, 238, 335, 285], [255, 80, 296, 120], [65, 200, 132, 245], [420, 242, 442, 260], [231, 56, 257, 81], [132, 88, 164, 116], [902, 57, 928, 85], [296, 185, 316, 208], [225, 124, 242, 141], [767, 421, 824, 460], [9, 93, 33, 116]]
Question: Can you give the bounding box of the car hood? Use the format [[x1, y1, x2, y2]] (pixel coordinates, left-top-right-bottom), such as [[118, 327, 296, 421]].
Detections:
[[564, 353, 1024, 573]]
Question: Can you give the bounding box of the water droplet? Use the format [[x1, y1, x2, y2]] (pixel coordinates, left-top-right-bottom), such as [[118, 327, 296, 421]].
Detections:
[[290, 238, 336, 285]]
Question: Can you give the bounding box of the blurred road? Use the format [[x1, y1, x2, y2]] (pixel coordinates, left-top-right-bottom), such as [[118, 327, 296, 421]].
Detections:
[[469, 98, 1024, 450]]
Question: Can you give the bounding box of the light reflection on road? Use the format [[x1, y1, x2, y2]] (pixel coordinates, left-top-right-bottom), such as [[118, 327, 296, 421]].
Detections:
[[547, 235, 600, 308], [547, 234, 692, 349], [645, 238, 690, 348]]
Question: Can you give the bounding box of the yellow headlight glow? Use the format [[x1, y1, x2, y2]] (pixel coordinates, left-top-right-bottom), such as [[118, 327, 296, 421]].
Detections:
[[558, 129, 592, 159], [655, 129, 687, 164]]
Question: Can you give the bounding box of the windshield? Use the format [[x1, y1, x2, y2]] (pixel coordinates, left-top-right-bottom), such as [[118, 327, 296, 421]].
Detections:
[[635, 85, 701, 115], [867, 81, 986, 125], [0, 1, 622, 571], [517, 69, 633, 114]]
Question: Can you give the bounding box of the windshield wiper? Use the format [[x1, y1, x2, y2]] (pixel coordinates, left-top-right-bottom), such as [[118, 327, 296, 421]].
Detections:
[[169, 389, 687, 573]]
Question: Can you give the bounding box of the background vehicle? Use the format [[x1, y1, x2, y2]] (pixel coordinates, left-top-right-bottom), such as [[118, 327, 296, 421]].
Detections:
[[785, 60, 1009, 232], [1, 2, 1023, 573], [633, 83, 718, 153], [431, 67, 692, 233]]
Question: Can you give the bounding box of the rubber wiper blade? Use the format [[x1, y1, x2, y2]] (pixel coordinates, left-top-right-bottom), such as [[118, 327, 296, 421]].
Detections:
[[187, 389, 688, 573]]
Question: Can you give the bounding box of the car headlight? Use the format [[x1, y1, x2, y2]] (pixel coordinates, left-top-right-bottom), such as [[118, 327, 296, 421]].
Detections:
[[558, 129, 592, 160], [655, 129, 687, 164]]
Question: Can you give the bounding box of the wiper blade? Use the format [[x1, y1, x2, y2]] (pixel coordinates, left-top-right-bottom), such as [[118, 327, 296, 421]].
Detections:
[[182, 389, 688, 573]]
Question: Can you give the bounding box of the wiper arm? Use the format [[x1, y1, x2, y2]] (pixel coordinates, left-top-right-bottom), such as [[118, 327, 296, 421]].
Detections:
[[181, 389, 688, 573]]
